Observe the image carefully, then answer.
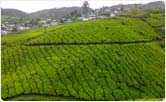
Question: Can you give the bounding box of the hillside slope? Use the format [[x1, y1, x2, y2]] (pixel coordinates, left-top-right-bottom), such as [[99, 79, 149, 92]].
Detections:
[[1, 17, 165, 101], [25, 17, 160, 45]]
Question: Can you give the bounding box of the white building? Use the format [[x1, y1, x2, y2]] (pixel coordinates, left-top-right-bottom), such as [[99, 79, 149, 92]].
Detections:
[[7, 24, 15, 28], [97, 15, 107, 19], [110, 13, 116, 17], [38, 20, 47, 24], [78, 17, 89, 21], [65, 19, 72, 23], [88, 14, 97, 20], [1, 30, 10, 35], [17, 27, 30, 31], [82, 18, 89, 21], [50, 20, 58, 26], [105, 9, 111, 14]]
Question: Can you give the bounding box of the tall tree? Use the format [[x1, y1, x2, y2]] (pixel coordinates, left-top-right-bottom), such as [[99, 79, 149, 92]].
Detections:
[[82, 1, 90, 17]]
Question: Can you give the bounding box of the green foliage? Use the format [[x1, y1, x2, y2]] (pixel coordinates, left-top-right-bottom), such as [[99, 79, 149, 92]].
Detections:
[[120, 7, 149, 18], [1, 16, 21, 23], [1, 17, 165, 101], [1, 43, 165, 100], [113, 89, 126, 100], [1, 25, 64, 45], [24, 17, 160, 45], [145, 13, 165, 27]]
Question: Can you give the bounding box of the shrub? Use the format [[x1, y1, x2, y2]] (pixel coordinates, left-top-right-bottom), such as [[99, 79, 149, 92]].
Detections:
[[113, 89, 126, 100]]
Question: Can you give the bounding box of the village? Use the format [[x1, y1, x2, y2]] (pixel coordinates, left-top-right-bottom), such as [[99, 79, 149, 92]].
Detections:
[[1, 1, 127, 35]]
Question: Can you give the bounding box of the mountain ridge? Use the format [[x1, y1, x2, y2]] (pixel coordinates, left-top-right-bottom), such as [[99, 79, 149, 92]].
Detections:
[[2, 1, 164, 19]]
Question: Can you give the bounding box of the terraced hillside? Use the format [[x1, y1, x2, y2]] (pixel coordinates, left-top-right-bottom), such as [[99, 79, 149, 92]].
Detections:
[[1, 17, 165, 101], [145, 13, 165, 27], [25, 17, 160, 45]]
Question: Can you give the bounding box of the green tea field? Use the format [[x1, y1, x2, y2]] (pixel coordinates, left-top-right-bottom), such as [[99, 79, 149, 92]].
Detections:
[[1, 17, 165, 101]]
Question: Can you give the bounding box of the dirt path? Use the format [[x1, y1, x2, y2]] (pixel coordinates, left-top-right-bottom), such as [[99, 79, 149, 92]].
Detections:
[[23, 39, 162, 46]]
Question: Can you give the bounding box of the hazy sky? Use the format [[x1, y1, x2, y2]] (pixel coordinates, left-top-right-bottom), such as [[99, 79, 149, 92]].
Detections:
[[1, 0, 161, 13]]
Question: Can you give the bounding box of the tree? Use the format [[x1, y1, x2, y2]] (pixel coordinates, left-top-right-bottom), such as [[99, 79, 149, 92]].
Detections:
[[29, 19, 35, 27], [60, 18, 64, 24], [1, 24, 6, 30], [35, 18, 40, 26], [12, 27, 17, 32], [70, 10, 77, 16], [82, 1, 90, 17], [120, 5, 124, 12], [14, 22, 18, 26], [70, 10, 80, 20], [24, 23, 28, 27], [43, 23, 48, 33]]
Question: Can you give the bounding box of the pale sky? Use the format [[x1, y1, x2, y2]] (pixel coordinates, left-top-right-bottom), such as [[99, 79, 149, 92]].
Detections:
[[0, 0, 162, 13]]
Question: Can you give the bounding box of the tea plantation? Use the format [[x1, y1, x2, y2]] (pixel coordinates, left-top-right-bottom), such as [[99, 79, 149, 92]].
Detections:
[[25, 17, 160, 45], [145, 13, 165, 27], [1, 17, 165, 101]]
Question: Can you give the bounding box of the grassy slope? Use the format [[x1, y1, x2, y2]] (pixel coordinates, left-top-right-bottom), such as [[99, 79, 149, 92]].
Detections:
[[143, 13, 165, 49], [2, 43, 165, 100], [25, 17, 160, 45], [1, 17, 165, 101], [144, 13, 165, 27], [1, 25, 65, 45], [2, 17, 161, 45]]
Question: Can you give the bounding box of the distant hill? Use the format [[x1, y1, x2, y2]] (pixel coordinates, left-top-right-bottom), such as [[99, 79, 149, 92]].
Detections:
[[1, 7, 82, 21], [146, 1, 165, 8], [1, 1, 165, 22], [31, 7, 82, 19], [96, 1, 165, 12], [1, 8, 29, 18]]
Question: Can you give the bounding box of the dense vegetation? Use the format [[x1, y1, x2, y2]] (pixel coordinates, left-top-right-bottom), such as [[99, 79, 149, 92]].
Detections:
[[25, 17, 160, 45], [120, 7, 165, 48], [143, 13, 165, 49], [1, 16, 21, 23], [2, 43, 165, 100], [144, 13, 165, 27], [1, 25, 64, 45], [1, 17, 165, 101]]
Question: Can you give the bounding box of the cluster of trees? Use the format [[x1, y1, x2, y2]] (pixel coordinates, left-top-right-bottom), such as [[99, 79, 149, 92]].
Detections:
[[59, 1, 91, 23], [82, 1, 91, 17], [120, 4, 164, 18]]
